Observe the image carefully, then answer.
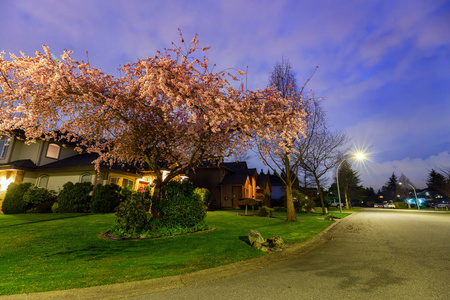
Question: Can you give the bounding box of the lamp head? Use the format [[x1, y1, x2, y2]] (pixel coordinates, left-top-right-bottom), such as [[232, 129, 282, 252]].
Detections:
[[355, 152, 365, 160]]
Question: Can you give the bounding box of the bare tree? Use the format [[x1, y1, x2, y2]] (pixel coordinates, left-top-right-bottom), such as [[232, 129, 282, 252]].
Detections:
[[296, 127, 348, 214], [398, 173, 413, 208], [257, 58, 316, 221]]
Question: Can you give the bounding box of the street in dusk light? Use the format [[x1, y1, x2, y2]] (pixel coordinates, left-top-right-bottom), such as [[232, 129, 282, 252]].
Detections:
[[1, 0, 449, 190]]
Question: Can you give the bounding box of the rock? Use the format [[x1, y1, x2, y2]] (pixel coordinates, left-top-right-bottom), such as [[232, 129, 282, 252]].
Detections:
[[248, 230, 286, 252], [248, 229, 265, 246], [267, 236, 284, 246], [259, 246, 269, 252], [267, 236, 285, 250]]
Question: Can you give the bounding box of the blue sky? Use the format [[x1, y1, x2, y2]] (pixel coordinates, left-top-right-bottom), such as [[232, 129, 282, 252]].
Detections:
[[1, 0, 449, 190]]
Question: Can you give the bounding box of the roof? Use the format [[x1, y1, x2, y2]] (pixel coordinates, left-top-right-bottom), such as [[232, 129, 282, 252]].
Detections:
[[0, 159, 37, 170], [219, 161, 248, 172], [37, 153, 139, 173], [257, 172, 270, 188], [220, 173, 250, 186]]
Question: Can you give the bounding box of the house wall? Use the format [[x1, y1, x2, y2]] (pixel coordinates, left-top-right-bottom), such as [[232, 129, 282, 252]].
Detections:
[[10, 139, 43, 165], [220, 185, 244, 208], [188, 167, 225, 207], [221, 185, 233, 208], [38, 142, 78, 166], [22, 170, 97, 192]]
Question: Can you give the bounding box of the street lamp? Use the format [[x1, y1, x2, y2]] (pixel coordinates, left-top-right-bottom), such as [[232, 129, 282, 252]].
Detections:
[[399, 182, 420, 210], [336, 152, 366, 213]]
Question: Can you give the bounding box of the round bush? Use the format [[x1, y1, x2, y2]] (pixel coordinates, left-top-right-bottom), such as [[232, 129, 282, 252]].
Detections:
[[156, 180, 206, 229], [23, 187, 55, 208], [57, 182, 93, 213], [115, 192, 151, 235], [293, 189, 315, 212], [194, 188, 211, 210], [91, 184, 122, 213], [1, 182, 33, 214], [256, 206, 274, 217]]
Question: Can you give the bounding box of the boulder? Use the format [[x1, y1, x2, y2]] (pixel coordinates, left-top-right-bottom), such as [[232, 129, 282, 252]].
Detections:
[[248, 229, 265, 246], [248, 230, 286, 252]]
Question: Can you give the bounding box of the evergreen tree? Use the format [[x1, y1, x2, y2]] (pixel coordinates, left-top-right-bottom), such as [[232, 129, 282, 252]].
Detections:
[[382, 173, 398, 200], [426, 169, 446, 193], [337, 160, 363, 208]]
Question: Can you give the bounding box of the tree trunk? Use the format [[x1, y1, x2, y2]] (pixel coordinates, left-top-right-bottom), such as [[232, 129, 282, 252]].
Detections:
[[285, 184, 297, 221], [344, 191, 350, 210], [314, 175, 326, 215]]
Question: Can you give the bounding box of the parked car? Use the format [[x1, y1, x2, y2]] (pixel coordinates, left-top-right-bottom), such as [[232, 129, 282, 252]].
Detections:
[[374, 203, 384, 208], [386, 203, 396, 209], [329, 201, 341, 207], [433, 202, 449, 209]]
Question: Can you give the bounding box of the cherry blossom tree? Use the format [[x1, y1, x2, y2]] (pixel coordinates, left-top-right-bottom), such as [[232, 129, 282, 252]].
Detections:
[[0, 33, 307, 203], [257, 58, 312, 221]]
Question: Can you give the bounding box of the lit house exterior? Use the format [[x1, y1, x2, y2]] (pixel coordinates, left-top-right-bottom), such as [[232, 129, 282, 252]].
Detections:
[[0, 134, 153, 194]]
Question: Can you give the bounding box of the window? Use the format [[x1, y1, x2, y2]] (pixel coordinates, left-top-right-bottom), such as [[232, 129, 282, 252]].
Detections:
[[0, 136, 9, 159], [37, 175, 49, 188], [122, 178, 134, 189], [110, 177, 119, 185], [46, 143, 60, 159], [80, 173, 91, 183]]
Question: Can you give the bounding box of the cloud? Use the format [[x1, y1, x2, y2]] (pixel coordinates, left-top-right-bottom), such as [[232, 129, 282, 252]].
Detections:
[[358, 151, 450, 190]]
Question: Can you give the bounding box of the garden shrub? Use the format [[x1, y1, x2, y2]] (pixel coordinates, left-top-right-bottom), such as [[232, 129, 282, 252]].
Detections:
[[394, 201, 409, 209], [57, 181, 93, 213], [256, 206, 274, 217], [194, 187, 211, 210], [23, 187, 56, 209], [293, 189, 315, 212], [91, 183, 122, 213], [30, 200, 57, 213], [51, 202, 59, 213], [156, 180, 206, 229], [1, 182, 33, 214], [115, 192, 151, 235]]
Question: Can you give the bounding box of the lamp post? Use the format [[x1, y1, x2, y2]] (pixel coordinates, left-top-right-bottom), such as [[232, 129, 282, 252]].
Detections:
[[336, 152, 366, 213], [399, 182, 420, 210]]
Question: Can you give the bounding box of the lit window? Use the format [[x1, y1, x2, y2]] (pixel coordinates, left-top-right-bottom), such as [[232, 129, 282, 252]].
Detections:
[[0, 136, 9, 159], [110, 177, 119, 185], [37, 175, 49, 188], [80, 173, 91, 183], [122, 178, 134, 189], [46, 144, 60, 159]]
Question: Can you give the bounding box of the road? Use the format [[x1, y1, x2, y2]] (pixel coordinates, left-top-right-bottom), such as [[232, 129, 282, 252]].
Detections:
[[133, 209, 450, 299]]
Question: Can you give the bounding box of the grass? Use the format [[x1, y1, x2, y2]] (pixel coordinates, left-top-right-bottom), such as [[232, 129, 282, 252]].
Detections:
[[0, 212, 337, 295]]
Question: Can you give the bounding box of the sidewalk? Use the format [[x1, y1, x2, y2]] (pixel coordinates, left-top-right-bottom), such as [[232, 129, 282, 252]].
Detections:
[[1, 216, 347, 300]]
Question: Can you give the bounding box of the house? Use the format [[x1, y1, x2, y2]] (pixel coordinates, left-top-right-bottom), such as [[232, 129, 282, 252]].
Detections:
[[0, 134, 160, 195], [187, 161, 271, 208]]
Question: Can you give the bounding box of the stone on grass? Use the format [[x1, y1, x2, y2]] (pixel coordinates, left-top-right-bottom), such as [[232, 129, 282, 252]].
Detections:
[[248, 230, 286, 252], [248, 229, 265, 246]]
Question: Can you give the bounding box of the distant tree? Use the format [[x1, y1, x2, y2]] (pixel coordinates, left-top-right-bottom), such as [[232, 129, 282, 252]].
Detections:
[[362, 187, 377, 205], [296, 128, 348, 214], [397, 173, 413, 208], [437, 166, 450, 197], [336, 160, 362, 208], [427, 169, 446, 193], [382, 173, 398, 200]]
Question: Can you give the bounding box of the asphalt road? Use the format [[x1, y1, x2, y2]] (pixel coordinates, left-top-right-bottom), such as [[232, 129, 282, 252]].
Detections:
[[134, 209, 450, 300]]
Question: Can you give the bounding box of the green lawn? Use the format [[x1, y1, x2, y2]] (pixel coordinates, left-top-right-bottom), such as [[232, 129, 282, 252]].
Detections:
[[0, 212, 336, 295]]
